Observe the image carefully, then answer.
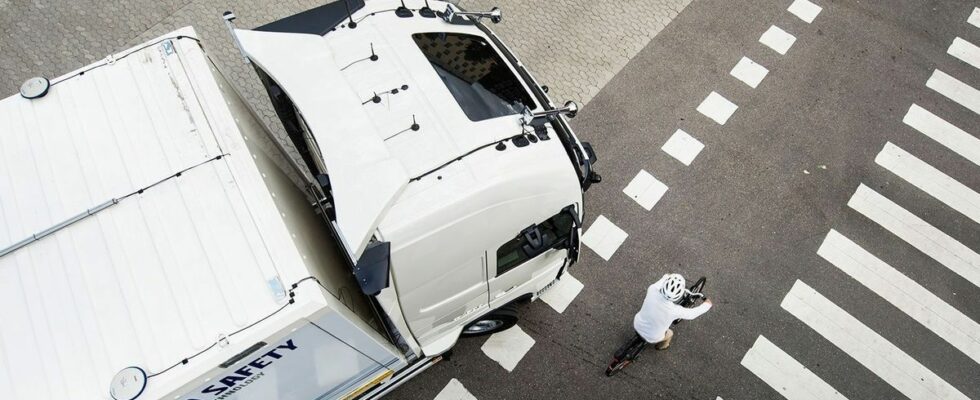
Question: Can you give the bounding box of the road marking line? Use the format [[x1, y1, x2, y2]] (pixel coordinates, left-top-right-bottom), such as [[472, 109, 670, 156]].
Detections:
[[741, 335, 848, 400], [875, 142, 980, 224], [697, 92, 739, 125], [970, 8, 980, 28], [848, 184, 980, 288], [818, 230, 980, 364], [948, 37, 980, 70], [580, 215, 629, 261], [434, 379, 478, 400], [781, 280, 970, 400], [730, 56, 770, 88], [661, 129, 705, 166], [480, 325, 535, 372], [622, 170, 669, 211], [538, 273, 584, 313], [760, 26, 797, 55], [788, 0, 823, 24], [926, 69, 980, 115], [903, 104, 980, 167]]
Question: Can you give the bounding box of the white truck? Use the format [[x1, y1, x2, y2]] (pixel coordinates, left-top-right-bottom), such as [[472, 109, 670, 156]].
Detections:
[[0, 1, 600, 399]]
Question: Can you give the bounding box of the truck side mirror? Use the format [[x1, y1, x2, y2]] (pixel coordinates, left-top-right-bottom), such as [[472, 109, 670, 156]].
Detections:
[[520, 225, 550, 257]]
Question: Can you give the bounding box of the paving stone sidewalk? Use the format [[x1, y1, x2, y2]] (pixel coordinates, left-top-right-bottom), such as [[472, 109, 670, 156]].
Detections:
[[1, 0, 691, 179]]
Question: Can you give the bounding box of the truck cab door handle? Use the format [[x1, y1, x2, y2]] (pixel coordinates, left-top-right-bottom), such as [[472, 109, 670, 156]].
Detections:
[[495, 286, 517, 298]]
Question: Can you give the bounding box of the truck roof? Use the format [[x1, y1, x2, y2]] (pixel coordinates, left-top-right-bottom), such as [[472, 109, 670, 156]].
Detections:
[[0, 27, 325, 399], [235, 0, 565, 259]]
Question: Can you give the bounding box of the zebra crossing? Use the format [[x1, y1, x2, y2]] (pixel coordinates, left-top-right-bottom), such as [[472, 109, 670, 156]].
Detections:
[[741, 7, 980, 399]]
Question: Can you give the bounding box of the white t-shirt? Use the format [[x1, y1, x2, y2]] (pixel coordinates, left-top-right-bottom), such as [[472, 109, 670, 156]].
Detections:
[[633, 274, 712, 342]]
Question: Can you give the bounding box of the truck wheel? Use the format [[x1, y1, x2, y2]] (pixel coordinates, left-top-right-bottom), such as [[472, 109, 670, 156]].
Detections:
[[461, 304, 518, 336]]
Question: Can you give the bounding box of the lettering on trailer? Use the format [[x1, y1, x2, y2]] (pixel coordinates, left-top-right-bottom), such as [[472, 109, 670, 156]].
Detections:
[[185, 340, 299, 400]]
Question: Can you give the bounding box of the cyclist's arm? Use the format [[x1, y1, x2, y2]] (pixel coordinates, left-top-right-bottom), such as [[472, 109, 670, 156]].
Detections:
[[672, 302, 712, 321]]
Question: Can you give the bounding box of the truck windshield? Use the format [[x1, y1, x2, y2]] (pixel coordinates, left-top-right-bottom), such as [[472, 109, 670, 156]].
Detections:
[[413, 32, 535, 121]]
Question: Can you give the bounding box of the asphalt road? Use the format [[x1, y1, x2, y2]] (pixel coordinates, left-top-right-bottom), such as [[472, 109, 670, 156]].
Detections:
[[392, 0, 980, 399], [1, 0, 977, 398]]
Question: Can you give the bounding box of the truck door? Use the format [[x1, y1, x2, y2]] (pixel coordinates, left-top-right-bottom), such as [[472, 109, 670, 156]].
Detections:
[[393, 249, 490, 342], [487, 208, 576, 309]]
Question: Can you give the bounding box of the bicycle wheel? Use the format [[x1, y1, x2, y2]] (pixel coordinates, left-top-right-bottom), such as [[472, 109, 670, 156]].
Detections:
[[607, 335, 643, 377], [605, 359, 629, 377]]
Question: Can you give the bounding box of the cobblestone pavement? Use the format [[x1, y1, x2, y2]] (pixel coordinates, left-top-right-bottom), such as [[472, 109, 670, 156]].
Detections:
[[1, 0, 691, 177]]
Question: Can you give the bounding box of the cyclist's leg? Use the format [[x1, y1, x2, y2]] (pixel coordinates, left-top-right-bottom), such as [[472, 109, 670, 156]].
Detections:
[[654, 329, 674, 350]]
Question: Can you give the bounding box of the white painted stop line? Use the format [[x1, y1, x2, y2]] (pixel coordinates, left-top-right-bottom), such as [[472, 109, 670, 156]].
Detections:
[[781, 280, 970, 400], [788, 0, 823, 24], [818, 230, 980, 365], [902, 104, 980, 167], [926, 69, 980, 115], [730, 56, 770, 89], [697, 92, 739, 125], [538, 273, 584, 313], [848, 184, 980, 288], [481, 325, 535, 372], [741, 335, 848, 400], [948, 37, 980, 70], [760, 26, 797, 55], [661, 129, 705, 166], [622, 169, 669, 211], [875, 142, 980, 224], [434, 379, 477, 400], [581, 215, 629, 261]]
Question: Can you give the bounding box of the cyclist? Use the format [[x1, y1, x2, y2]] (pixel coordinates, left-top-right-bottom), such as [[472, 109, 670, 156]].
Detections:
[[631, 273, 712, 351]]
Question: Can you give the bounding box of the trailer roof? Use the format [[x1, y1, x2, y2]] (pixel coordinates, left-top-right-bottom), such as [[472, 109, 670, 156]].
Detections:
[[0, 28, 318, 399]]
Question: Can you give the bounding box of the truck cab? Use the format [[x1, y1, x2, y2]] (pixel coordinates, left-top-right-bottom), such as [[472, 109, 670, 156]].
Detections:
[[233, 0, 599, 357]]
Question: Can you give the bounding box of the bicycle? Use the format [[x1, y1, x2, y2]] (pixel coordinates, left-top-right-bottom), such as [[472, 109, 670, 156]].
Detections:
[[604, 277, 707, 377]]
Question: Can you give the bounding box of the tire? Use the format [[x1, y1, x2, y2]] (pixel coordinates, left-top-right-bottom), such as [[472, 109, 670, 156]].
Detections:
[[461, 303, 519, 336]]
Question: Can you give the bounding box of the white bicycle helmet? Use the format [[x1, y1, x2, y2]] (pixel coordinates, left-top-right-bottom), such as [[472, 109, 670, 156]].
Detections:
[[660, 274, 686, 302]]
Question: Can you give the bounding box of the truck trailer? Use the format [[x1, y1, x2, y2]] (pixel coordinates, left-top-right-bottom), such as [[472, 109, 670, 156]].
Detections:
[[0, 1, 600, 399]]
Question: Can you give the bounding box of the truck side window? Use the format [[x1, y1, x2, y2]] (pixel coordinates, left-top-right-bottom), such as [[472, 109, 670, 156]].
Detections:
[[412, 32, 535, 122], [496, 210, 575, 275]]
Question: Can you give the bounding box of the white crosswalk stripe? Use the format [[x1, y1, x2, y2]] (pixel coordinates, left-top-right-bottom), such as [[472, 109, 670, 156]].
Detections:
[[926, 69, 980, 115], [781, 280, 970, 400], [848, 184, 980, 288], [818, 230, 980, 364], [948, 37, 980, 70], [970, 8, 980, 29], [875, 142, 980, 224], [741, 335, 848, 400], [902, 104, 980, 166]]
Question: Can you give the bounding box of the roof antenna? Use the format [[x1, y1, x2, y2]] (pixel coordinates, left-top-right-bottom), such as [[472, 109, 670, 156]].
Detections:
[[383, 115, 421, 142], [343, 0, 358, 28], [395, 0, 413, 18], [419, 0, 436, 18], [410, 115, 420, 131], [370, 43, 378, 61], [371, 92, 382, 103]]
